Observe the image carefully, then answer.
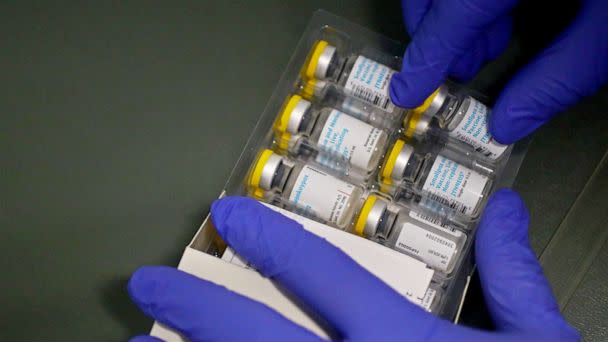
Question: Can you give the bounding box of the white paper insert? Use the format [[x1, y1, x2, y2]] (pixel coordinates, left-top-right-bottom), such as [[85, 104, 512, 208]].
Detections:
[[150, 203, 435, 342]]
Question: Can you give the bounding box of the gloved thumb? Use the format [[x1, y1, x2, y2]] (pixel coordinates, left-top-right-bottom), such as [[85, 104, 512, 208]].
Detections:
[[475, 189, 579, 339], [489, 0, 608, 144]]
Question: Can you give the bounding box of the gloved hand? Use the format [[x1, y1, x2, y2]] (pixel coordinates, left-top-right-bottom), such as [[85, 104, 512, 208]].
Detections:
[[389, 0, 608, 144], [127, 189, 579, 341]]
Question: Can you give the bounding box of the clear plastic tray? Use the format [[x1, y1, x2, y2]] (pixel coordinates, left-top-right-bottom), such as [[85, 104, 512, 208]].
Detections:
[[204, 10, 529, 321]]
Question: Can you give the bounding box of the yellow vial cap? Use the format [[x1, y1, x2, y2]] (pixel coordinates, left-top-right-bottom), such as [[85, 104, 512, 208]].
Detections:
[[354, 195, 378, 237], [302, 40, 337, 80], [248, 149, 275, 199], [380, 139, 406, 186], [275, 95, 302, 133], [303, 40, 329, 80], [301, 79, 318, 100], [301, 79, 328, 100], [273, 95, 303, 151], [403, 87, 441, 138]]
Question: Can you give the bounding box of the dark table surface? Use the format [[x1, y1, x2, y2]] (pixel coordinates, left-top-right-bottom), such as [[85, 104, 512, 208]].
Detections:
[[2, 2, 607, 341]]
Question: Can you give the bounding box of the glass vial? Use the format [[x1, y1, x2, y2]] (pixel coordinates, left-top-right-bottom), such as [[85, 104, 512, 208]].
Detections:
[[273, 95, 389, 177], [380, 139, 492, 218], [353, 194, 466, 275], [299, 80, 404, 132], [403, 85, 508, 161], [303, 40, 397, 113], [248, 149, 364, 230]]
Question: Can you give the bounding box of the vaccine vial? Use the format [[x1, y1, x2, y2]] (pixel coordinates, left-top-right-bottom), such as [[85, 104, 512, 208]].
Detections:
[[299, 80, 404, 132], [380, 139, 491, 218], [273, 95, 389, 177], [403, 85, 508, 161], [353, 194, 466, 274], [248, 149, 364, 229], [303, 40, 397, 113]]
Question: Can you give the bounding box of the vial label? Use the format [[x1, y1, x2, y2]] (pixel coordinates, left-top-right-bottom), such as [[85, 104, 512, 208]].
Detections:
[[449, 97, 507, 160], [221, 247, 253, 269], [422, 155, 488, 216], [395, 222, 456, 273], [288, 165, 356, 224], [409, 211, 464, 238], [418, 287, 437, 312], [344, 56, 396, 112], [315, 109, 383, 171]]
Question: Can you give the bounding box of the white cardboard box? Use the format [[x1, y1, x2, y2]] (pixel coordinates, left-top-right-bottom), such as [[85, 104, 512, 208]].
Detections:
[[150, 201, 436, 341]]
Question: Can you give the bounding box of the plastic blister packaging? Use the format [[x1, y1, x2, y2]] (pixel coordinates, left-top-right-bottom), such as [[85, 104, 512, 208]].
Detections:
[[182, 10, 529, 326]]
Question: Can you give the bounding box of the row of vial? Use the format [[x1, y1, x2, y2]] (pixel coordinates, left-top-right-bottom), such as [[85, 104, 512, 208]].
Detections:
[[297, 40, 509, 162], [269, 93, 493, 221]]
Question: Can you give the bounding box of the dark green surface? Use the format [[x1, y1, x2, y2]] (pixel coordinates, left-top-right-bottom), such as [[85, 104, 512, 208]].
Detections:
[[540, 152, 608, 341], [1, 2, 607, 341]]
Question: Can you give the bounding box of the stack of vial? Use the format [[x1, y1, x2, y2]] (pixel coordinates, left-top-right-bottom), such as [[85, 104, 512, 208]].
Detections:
[[224, 34, 512, 314]]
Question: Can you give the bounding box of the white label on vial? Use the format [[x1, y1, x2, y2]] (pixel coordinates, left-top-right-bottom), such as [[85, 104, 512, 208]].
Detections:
[[395, 222, 456, 273], [419, 287, 437, 312], [409, 211, 464, 238], [422, 155, 488, 216], [449, 97, 507, 160], [315, 109, 383, 171], [344, 56, 396, 112], [221, 247, 252, 269], [288, 165, 355, 225]]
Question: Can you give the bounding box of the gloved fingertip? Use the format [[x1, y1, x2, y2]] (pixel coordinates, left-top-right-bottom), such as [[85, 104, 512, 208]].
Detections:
[[390, 73, 433, 108], [211, 196, 259, 237], [389, 73, 414, 108], [128, 266, 175, 314], [448, 40, 485, 82], [477, 189, 529, 248], [129, 335, 164, 342], [486, 188, 523, 207], [490, 97, 547, 145], [483, 188, 528, 222]]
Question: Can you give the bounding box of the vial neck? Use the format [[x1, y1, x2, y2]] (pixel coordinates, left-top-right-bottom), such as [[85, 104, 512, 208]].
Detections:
[[298, 108, 319, 137], [325, 51, 345, 81], [270, 162, 294, 193], [375, 208, 398, 240], [436, 92, 461, 129], [400, 152, 427, 184]]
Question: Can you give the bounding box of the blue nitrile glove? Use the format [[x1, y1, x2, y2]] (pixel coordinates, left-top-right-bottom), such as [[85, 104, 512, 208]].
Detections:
[[390, 0, 608, 144], [127, 190, 579, 342]]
